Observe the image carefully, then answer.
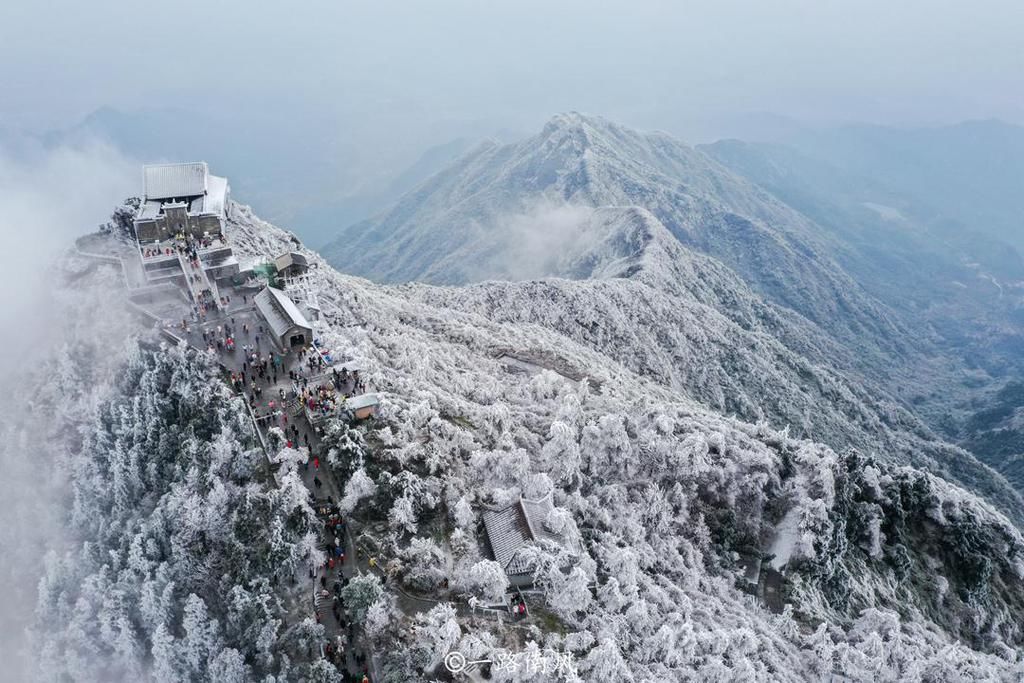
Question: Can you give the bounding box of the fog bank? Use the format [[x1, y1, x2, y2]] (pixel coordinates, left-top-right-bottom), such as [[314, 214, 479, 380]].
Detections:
[[0, 140, 138, 679]]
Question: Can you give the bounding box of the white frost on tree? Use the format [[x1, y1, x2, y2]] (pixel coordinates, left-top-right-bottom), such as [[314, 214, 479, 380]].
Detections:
[[340, 466, 377, 514], [453, 495, 476, 529], [462, 559, 509, 604]]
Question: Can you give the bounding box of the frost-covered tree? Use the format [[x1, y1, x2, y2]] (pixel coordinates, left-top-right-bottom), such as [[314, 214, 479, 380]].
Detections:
[[364, 594, 395, 644], [461, 559, 509, 604], [580, 639, 633, 682], [31, 346, 320, 681], [453, 495, 476, 529], [110, 196, 141, 239], [400, 537, 449, 593], [340, 573, 384, 623], [340, 466, 378, 515], [321, 418, 367, 477]]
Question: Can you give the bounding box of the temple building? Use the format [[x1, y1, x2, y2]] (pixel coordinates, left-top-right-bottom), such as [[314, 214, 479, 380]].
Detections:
[[134, 162, 230, 242], [255, 286, 313, 350], [132, 163, 241, 291], [481, 493, 578, 587]]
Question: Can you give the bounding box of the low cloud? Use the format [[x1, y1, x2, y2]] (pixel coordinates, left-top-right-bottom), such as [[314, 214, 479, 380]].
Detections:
[[470, 199, 595, 281], [0, 138, 136, 367], [0, 137, 137, 679]]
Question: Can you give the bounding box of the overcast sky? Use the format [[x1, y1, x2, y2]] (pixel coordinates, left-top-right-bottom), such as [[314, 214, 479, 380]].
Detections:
[[3, 0, 1022, 136], [2, 0, 1022, 244]]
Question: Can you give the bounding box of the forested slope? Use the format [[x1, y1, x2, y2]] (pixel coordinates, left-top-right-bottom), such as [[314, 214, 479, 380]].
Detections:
[[33, 343, 329, 682], [13, 195, 1024, 681], [240, 205, 1024, 680]]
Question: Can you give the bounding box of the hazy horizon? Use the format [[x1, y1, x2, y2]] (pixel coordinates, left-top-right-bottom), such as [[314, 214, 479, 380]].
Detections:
[[4, 0, 1023, 136], [3, 0, 1023, 245]]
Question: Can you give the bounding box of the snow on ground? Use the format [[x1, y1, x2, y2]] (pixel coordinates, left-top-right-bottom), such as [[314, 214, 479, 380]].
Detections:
[[28, 201, 1021, 682], [224, 203, 1024, 681], [769, 507, 803, 572]]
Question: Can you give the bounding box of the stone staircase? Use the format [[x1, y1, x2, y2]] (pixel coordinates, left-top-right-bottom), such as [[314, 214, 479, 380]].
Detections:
[[177, 250, 221, 308]]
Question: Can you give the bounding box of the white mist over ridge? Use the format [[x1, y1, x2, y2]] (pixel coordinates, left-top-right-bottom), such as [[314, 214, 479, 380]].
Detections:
[[0, 139, 137, 679], [463, 200, 596, 282]]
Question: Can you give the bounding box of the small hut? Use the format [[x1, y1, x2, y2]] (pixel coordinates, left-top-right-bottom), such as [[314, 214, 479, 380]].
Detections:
[[345, 393, 380, 421], [274, 251, 309, 279], [481, 493, 577, 587]]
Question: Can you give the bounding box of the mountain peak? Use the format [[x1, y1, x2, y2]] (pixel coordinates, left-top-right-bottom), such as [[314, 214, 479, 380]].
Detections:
[[539, 111, 618, 142], [544, 110, 606, 129]]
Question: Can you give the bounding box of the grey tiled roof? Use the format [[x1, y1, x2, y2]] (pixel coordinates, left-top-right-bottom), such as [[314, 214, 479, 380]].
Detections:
[[254, 286, 312, 339], [138, 200, 163, 220], [275, 251, 309, 271], [482, 493, 575, 577], [136, 164, 228, 223]]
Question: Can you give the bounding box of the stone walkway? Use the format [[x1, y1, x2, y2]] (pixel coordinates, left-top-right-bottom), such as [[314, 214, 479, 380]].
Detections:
[[162, 284, 377, 680], [77, 231, 541, 681], [75, 232, 378, 676]]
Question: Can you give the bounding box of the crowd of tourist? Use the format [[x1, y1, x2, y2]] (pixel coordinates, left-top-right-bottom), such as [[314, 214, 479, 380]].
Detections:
[[141, 224, 381, 680], [302, 383, 343, 418], [140, 231, 226, 260], [332, 366, 367, 395], [140, 231, 231, 317], [310, 502, 373, 682], [141, 245, 175, 258]]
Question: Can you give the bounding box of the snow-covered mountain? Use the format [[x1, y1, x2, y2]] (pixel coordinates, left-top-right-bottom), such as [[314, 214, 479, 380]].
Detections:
[[322, 114, 1024, 522], [245, 205, 1024, 679], [22, 198, 1024, 681], [324, 113, 912, 364], [322, 114, 949, 416]]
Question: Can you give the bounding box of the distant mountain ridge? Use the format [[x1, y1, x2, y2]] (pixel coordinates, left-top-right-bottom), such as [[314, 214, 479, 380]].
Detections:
[[776, 120, 1024, 254], [701, 134, 1024, 495], [322, 113, 1024, 519], [325, 113, 914, 366]]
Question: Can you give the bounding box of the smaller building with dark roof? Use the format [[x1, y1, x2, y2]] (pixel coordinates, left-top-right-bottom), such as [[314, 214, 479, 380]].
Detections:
[[481, 493, 578, 587]]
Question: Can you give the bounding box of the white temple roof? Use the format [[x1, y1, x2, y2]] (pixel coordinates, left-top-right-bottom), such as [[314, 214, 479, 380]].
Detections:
[[254, 286, 312, 338], [143, 162, 208, 200]]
